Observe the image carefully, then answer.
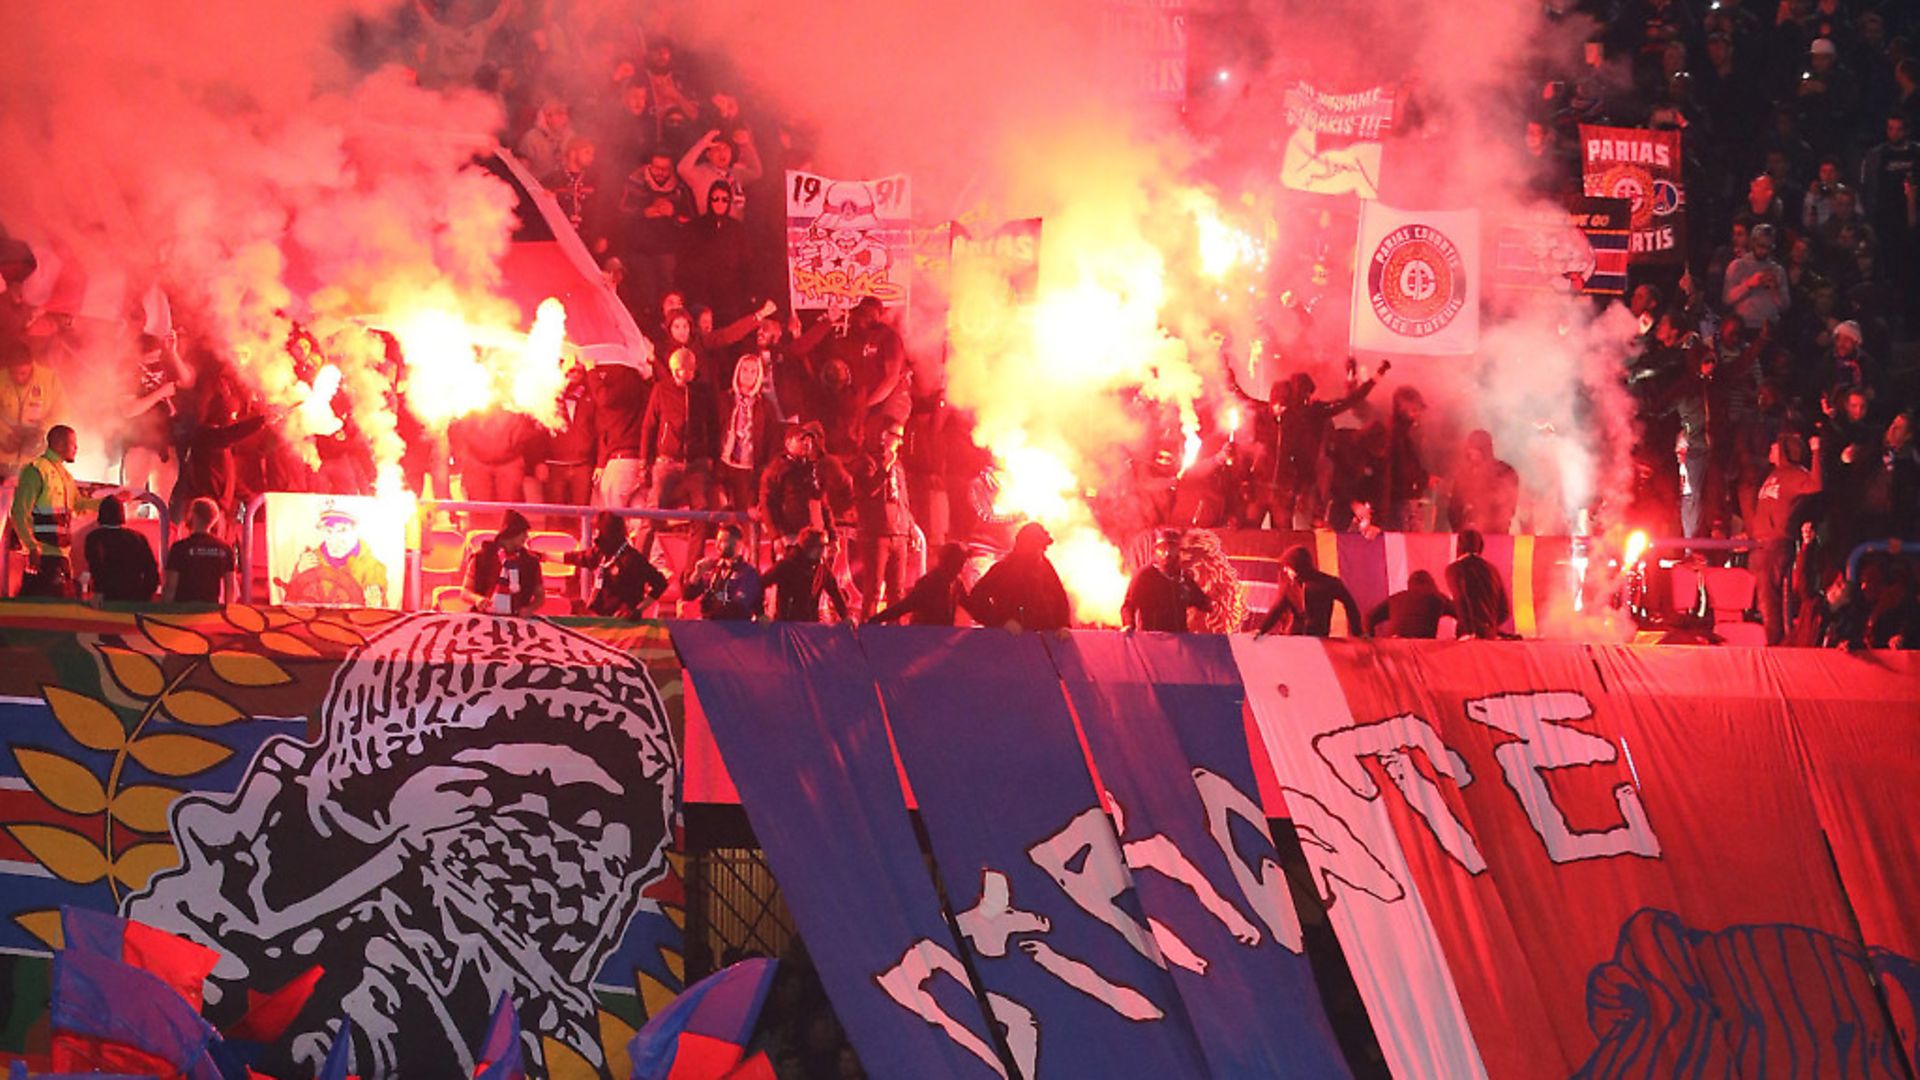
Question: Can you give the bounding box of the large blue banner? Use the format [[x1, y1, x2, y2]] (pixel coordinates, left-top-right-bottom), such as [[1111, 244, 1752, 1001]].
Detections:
[[861, 627, 1210, 1080], [671, 624, 1004, 1080], [1047, 632, 1355, 1079]]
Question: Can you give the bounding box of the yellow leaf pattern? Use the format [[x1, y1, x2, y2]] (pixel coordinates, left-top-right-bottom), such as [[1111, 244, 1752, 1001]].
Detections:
[[111, 785, 184, 834], [43, 686, 127, 751], [209, 650, 292, 688], [112, 843, 180, 891], [257, 631, 322, 657], [222, 604, 269, 633], [5, 825, 109, 885], [308, 621, 366, 647], [161, 689, 246, 728], [100, 646, 165, 698], [13, 909, 64, 951], [127, 733, 234, 777], [138, 616, 210, 657], [12, 748, 108, 815]]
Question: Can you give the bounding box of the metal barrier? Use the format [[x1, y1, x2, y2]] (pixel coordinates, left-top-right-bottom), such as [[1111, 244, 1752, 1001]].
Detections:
[[237, 494, 756, 606], [0, 479, 172, 594], [1846, 539, 1919, 584]]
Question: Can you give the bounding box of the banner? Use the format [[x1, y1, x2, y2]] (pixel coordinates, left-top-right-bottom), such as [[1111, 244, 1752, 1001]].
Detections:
[[0, 607, 686, 1080], [947, 218, 1042, 359], [1281, 82, 1396, 199], [1491, 197, 1630, 297], [1349, 204, 1480, 356], [672, 623, 1004, 1080], [1236, 639, 1917, 1080], [1769, 649, 1920, 1065], [786, 171, 912, 317], [1580, 125, 1686, 264], [865, 628, 1211, 1080], [1099, 0, 1187, 102], [263, 492, 406, 608], [1048, 633, 1353, 1080]]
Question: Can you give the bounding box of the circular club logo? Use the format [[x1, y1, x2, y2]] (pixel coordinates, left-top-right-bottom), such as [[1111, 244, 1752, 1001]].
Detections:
[[1367, 224, 1467, 337], [1600, 164, 1656, 228]]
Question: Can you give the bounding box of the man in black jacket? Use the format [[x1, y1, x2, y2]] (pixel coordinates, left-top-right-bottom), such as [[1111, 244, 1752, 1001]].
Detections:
[[463, 510, 544, 615], [565, 512, 668, 619], [1122, 529, 1211, 632], [968, 522, 1071, 631], [872, 542, 970, 626], [83, 496, 159, 603], [852, 423, 913, 619], [641, 347, 718, 510], [1446, 529, 1513, 639], [763, 527, 849, 623], [1256, 545, 1363, 638]]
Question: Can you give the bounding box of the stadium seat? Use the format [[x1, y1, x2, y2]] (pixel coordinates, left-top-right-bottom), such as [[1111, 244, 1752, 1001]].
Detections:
[[1667, 564, 1704, 618], [1701, 566, 1756, 619], [420, 529, 466, 575], [430, 585, 473, 613]]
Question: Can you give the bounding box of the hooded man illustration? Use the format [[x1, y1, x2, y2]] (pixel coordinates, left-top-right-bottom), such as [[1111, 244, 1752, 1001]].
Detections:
[[129, 614, 679, 1080]]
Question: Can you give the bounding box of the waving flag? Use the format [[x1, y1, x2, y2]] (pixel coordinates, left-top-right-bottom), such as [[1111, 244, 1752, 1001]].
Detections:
[[60, 908, 221, 1012], [628, 958, 778, 1080], [472, 996, 524, 1080], [50, 949, 222, 1080], [317, 1019, 355, 1080]]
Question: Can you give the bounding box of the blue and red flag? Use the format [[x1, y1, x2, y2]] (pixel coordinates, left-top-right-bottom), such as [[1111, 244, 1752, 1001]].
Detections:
[[49, 948, 222, 1080], [472, 996, 524, 1080], [628, 958, 778, 1080], [59, 908, 221, 1012]]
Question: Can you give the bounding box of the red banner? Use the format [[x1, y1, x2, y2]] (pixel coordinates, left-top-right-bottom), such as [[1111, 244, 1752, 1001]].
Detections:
[[1238, 639, 1915, 1079]]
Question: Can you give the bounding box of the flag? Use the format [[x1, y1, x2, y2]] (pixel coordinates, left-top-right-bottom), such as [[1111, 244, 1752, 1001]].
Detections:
[[472, 995, 524, 1080], [718, 1054, 774, 1080], [1280, 82, 1397, 199], [1491, 197, 1629, 297], [317, 1019, 354, 1080], [49, 949, 222, 1080], [223, 965, 324, 1044], [785, 171, 912, 317], [627, 958, 778, 1080], [59, 908, 221, 1012], [1349, 203, 1481, 355], [1580, 124, 1686, 264]]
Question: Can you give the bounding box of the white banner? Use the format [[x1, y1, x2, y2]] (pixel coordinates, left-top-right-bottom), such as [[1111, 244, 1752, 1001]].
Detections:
[[785, 171, 912, 317], [1230, 636, 1490, 1080], [265, 492, 407, 608], [1280, 82, 1395, 199], [1350, 203, 1481, 356]]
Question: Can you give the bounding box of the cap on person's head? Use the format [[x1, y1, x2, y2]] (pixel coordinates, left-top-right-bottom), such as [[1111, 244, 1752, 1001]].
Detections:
[[1810, 37, 1838, 57], [97, 495, 125, 528], [319, 506, 356, 528], [592, 509, 623, 538], [499, 509, 532, 542], [1015, 522, 1053, 552], [1457, 528, 1486, 555], [1834, 320, 1863, 344]]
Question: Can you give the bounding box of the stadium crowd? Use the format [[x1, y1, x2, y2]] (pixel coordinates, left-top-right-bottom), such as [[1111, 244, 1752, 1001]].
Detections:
[[3, 0, 1919, 650]]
